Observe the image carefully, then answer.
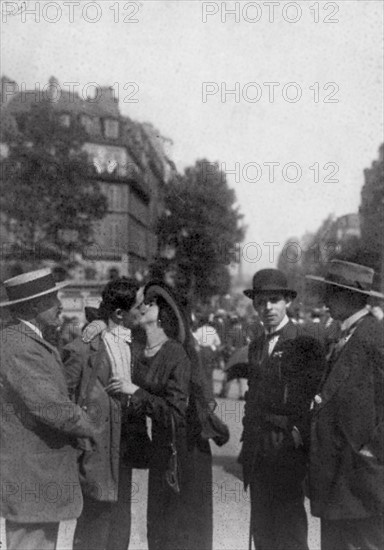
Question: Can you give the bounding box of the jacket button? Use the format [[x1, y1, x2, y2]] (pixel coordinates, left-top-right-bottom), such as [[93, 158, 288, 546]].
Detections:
[[314, 395, 322, 404]]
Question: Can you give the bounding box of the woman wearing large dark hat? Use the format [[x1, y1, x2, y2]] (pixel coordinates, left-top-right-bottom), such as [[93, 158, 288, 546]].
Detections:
[[123, 281, 228, 550]]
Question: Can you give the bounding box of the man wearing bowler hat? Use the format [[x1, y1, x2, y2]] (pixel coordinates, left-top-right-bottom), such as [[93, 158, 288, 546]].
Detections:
[[0, 269, 98, 550], [307, 260, 384, 550], [241, 269, 324, 550]]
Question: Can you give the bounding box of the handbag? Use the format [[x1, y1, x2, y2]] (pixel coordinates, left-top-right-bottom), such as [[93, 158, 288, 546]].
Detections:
[[164, 412, 181, 494]]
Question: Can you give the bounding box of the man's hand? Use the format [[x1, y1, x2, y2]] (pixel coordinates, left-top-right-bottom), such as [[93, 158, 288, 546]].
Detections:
[[105, 377, 139, 395]]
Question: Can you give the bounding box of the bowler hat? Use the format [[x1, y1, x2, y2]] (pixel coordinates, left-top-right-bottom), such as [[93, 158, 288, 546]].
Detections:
[[306, 260, 384, 298], [243, 269, 297, 300], [144, 281, 187, 344], [0, 268, 68, 307]]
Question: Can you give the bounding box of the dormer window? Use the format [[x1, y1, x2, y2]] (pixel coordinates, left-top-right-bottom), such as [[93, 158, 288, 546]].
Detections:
[[80, 115, 92, 134], [104, 119, 119, 140]]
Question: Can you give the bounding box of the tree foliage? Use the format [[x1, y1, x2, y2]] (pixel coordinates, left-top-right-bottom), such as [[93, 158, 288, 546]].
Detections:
[[151, 159, 245, 305], [0, 96, 108, 262]]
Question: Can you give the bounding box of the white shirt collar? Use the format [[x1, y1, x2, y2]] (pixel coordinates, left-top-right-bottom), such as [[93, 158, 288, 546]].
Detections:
[[19, 319, 43, 339], [107, 319, 132, 343], [266, 314, 290, 336], [340, 306, 370, 334]]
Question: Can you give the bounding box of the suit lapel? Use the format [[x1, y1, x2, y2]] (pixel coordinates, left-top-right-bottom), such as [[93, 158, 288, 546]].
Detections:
[[315, 328, 358, 410], [315, 316, 370, 410], [268, 321, 296, 357], [13, 322, 62, 363]]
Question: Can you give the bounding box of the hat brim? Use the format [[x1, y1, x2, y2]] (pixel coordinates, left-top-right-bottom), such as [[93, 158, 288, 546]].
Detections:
[[144, 282, 186, 344], [243, 288, 297, 300], [305, 275, 384, 299], [0, 281, 68, 308]]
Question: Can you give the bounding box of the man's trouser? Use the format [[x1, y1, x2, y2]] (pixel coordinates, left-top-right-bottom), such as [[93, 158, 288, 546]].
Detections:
[[250, 480, 309, 550], [73, 462, 132, 550]]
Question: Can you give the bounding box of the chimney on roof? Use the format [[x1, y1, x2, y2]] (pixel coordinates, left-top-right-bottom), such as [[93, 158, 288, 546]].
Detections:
[[100, 86, 118, 104], [47, 76, 61, 103]]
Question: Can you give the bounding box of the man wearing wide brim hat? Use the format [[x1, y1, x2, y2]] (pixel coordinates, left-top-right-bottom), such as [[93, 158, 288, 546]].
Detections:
[[241, 269, 325, 550], [0, 269, 98, 550], [306, 260, 384, 550]]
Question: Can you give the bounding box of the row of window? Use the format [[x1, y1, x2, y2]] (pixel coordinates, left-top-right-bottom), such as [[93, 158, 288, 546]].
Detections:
[[60, 114, 119, 140]]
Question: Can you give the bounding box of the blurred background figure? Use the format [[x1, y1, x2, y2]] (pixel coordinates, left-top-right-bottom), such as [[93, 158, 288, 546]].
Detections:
[[193, 315, 222, 394], [221, 315, 249, 399]]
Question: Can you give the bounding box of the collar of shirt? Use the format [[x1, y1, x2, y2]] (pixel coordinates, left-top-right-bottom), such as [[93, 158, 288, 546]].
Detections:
[[264, 315, 289, 356], [107, 318, 132, 343], [265, 315, 290, 337], [340, 306, 370, 335], [19, 319, 43, 340]]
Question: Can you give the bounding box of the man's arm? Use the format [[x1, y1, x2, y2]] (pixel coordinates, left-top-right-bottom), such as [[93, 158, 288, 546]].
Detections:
[[3, 344, 96, 440]]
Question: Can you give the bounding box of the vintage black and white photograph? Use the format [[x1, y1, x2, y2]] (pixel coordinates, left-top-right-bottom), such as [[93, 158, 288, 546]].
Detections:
[[0, 1, 383, 549]]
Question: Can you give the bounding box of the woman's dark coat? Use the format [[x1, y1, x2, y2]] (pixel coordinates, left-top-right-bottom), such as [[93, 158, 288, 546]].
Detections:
[[131, 339, 213, 550]]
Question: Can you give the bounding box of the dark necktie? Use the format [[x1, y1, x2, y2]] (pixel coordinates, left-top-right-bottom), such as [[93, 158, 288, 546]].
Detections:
[[259, 328, 284, 363]]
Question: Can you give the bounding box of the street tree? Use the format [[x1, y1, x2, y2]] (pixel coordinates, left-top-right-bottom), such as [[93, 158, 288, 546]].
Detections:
[[151, 159, 245, 305], [0, 93, 108, 267]]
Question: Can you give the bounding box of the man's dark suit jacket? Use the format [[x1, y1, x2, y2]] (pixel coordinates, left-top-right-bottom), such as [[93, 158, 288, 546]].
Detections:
[[241, 320, 325, 496], [310, 313, 384, 520]]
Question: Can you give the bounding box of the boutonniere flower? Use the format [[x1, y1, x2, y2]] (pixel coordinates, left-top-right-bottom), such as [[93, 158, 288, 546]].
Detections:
[[273, 351, 284, 358]]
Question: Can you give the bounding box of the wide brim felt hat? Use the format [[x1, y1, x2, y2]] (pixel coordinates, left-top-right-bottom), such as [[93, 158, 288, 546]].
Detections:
[[243, 269, 297, 300], [143, 281, 187, 344], [306, 260, 384, 299], [0, 268, 68, 307]]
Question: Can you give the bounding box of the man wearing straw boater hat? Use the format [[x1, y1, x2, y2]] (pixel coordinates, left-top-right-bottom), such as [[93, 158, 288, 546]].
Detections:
[[0, 269, 98, 550], [241, 269, 325, 550], [306, 260, 384, 550]]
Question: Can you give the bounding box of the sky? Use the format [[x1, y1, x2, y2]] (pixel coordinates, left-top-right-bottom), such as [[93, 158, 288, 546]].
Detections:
[[1, 0, 383, 274]]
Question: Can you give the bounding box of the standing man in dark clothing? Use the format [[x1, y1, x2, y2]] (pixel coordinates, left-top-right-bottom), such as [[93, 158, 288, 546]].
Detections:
[[307, 260, 384, 550], [241, 269, 325, 550]]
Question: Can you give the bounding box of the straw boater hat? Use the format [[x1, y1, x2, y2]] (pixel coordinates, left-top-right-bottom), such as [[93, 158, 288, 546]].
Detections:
[[144, 281, 187, 344], [243, 269, 297, 300], [0, 268, 68, 307], [306, 260, 384, 299]]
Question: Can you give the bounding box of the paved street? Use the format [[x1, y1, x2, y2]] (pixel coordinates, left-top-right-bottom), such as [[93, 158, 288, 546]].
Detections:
[[129, 396, 321, 550]]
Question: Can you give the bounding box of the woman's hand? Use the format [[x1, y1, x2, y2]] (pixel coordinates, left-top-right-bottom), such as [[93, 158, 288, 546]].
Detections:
[[105, 377, 139, 395]]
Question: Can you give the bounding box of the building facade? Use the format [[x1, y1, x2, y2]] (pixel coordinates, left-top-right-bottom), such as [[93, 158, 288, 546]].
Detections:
[[360, 144, 384, 292], [0, 76, 172, 282]]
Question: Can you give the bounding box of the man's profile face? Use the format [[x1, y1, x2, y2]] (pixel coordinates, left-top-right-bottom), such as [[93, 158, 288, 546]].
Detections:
[[35, 292, 62, 331], [253, 293, 290, 329], [121, 287, 144, 329], [324, 286, 348, 321]]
